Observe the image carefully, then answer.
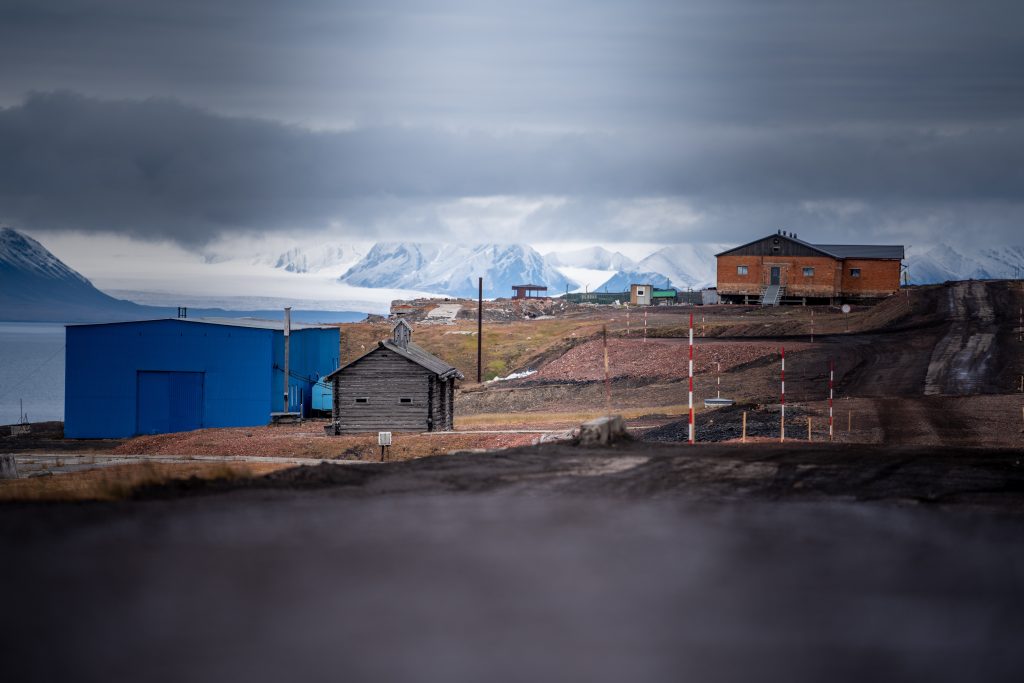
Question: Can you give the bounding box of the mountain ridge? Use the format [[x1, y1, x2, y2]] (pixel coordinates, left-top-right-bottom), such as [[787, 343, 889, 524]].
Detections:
[[341, 242, 577, 298]]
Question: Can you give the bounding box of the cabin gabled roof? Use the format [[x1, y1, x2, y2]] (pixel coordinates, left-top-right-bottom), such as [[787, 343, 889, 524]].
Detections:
[[715, 233, 835, 258], [324, 340, 464, 382], [715, 233, 905, 260]]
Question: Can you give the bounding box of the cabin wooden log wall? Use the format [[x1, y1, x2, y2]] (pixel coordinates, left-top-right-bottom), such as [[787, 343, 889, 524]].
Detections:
[[326, 320, 463, 434]]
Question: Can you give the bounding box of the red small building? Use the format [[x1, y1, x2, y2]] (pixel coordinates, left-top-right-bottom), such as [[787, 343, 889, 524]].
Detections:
[[511, 284, 548, 299]]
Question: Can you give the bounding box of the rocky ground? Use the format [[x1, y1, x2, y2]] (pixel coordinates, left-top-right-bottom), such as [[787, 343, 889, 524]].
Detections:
[[530, 337, 809, 382]]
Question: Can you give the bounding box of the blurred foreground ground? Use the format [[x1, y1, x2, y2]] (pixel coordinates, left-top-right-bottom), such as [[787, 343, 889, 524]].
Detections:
[[2, 442, 1023, 683]]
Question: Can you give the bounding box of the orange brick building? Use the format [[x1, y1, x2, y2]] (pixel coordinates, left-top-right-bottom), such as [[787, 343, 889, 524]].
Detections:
[[716, 231, 904, 304]]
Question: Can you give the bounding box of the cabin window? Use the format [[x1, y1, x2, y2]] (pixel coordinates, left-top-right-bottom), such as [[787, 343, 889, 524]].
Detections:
[[400, 398, 412, 404], [803, 267, 815, 277], [636, 288, 645, 296], [355, 397, 368, 404], [850, 268, 861, 278], [737, 265, 749, 276]]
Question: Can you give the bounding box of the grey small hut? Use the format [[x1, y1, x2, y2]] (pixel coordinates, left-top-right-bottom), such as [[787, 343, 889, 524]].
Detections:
[[324, 320, 464, 434]]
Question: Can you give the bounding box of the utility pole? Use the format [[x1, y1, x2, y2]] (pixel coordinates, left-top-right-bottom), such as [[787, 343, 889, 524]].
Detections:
[[477, 277, 483, 383], [283, 307, 291, 412]]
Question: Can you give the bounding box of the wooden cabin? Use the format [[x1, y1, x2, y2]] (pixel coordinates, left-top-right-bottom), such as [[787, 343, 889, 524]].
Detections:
[[716, 231, 904, 304], [324, 320, 464, 434]]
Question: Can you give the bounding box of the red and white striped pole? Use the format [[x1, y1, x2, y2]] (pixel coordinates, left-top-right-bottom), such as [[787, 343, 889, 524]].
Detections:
[[780, 346, 786, 443], [810, 309, 814, 343], [828, 358, 834, 441], [644, 309, 648, 343], [716, 359, 721, 399], [688, 312, 695, 444], [626, 307, 630, 337]]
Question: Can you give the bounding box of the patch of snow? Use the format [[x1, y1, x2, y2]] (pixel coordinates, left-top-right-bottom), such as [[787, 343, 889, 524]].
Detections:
[[487, 369, 537, 383]]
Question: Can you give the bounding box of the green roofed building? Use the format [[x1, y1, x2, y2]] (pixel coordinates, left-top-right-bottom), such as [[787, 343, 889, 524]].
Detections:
[[651, 289, 678, 304]]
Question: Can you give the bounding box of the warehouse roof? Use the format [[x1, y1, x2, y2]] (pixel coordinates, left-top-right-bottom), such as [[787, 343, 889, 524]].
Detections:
[[67, 317, 335, 331]]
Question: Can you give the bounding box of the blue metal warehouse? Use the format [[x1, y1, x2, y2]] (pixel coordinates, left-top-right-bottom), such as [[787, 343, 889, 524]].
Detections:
[[65, 318, 339, 438]]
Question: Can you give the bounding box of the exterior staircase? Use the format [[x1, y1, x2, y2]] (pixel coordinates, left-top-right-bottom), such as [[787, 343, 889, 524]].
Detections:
[[761, 284, 783, 306]]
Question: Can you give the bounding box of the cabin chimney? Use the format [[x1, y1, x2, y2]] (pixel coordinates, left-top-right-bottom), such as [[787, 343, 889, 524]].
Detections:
[[391, 319, 412, 349]]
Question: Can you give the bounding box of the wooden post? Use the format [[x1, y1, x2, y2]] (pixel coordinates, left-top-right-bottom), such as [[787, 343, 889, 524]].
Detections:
[[603, 325, 611, 418], [829, 359, 834, 441], [477, 277, 483, 383], [780, 346, 785, 443], [716, 360, 721, 399], [742, 411, 747, 443], [0, 455, 17, 480], [807, 416, 812, 442], [688, 313, 694, 444], [848, 410, 852, 432]]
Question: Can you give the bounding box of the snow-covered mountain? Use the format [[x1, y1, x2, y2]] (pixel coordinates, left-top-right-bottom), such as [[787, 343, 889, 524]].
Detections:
[[0, 227, 150, 321], [272, 243, 364, 274], [340, 242, 577, 298], [906, 244, 1024, 284], [545, 246, 636, 271], [594, 270, 672, 292], [634, 243, 728, 289], [594, 242, 727, 292]]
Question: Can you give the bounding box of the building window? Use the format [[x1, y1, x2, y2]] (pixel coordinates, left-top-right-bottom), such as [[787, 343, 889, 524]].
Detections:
[[737, 265, 749, 276], [400, 398, 412, 404], [636, 288, 645, 296], [850, 268, 861, 278], [803, 267, 815, 277], [355, 397, 368, 404]]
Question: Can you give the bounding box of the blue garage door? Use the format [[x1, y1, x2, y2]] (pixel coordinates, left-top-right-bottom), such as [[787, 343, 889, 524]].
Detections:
[[137, 371, 205, 435]]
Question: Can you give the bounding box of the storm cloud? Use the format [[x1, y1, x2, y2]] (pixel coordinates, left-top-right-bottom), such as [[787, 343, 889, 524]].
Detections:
[[1, 1, 1024, 247]]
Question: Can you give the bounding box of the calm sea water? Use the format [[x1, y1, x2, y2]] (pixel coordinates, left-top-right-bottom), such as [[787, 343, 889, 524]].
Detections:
[[0, 322, 66, 425]]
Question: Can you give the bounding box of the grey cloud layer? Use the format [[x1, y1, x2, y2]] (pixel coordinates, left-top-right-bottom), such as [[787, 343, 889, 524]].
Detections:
[[2, 1, 1024, 246], [2, 1, 1022, 128], [1, 92, 1023, 245]]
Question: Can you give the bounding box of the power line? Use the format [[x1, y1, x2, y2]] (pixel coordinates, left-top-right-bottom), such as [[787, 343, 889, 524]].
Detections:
[[1, 344, 65, 395]]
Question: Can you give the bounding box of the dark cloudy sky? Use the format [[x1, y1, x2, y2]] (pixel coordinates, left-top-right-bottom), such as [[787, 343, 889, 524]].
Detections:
[[1, 0, 1023, 249]]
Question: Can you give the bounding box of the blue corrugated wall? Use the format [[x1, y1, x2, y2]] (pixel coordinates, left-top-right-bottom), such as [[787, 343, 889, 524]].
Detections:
[[65, 320, 339, 438]]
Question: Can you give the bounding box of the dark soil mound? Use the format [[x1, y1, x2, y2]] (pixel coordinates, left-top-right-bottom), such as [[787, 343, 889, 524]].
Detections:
[[643, 403, 815, 442]]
